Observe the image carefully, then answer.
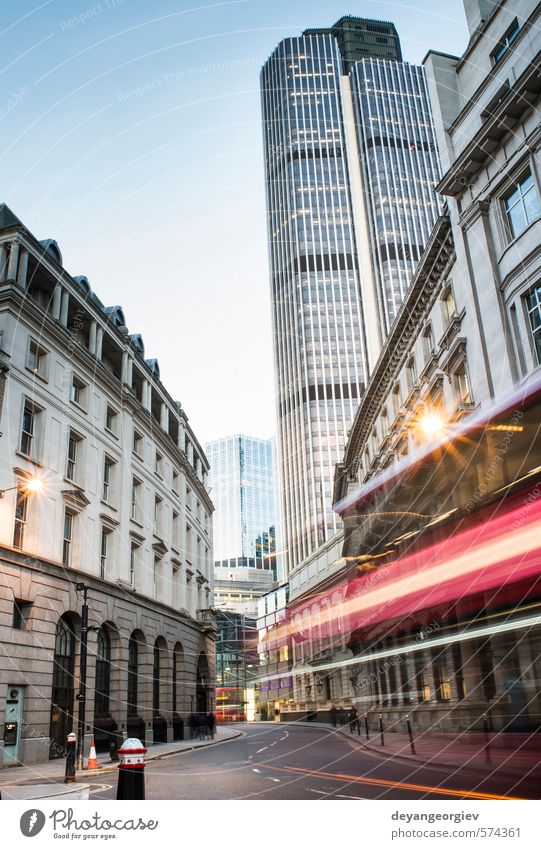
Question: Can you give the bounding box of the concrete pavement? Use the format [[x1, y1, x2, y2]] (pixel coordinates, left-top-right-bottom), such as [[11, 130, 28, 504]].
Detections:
[[282, 719, 541, 782], [0, 726, 243, 786]]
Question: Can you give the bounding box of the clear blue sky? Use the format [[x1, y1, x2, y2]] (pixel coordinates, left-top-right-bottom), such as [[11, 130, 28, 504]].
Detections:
[[1, 0, 469, 444]]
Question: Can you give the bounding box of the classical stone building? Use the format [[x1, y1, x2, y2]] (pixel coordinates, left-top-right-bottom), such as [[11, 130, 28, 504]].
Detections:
[[0, 204, 214, 766], [271, 0, 541, 734]]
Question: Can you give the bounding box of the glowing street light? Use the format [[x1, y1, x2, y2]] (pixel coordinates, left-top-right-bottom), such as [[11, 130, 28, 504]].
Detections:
[[0, 476, 44, 498], [418, 410, 445, 438]]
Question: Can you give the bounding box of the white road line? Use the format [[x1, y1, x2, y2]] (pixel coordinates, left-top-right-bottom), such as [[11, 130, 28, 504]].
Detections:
[[252, 768, 261, 773], [310, 789, 327, 795], [256, 747, 268, 753], [336, 794, 366, 800]]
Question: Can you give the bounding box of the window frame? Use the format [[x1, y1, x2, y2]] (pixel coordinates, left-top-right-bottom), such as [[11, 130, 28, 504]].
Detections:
[[524, 284, 541, 366], [13, 486, 28, 549], [62, 508, 74, 567], [502, 170, 541, 240], [26, 338, 48, 380], [491, 18, 520, 65]]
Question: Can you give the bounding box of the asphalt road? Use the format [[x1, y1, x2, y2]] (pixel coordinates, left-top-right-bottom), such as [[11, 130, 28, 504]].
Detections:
[[84, 723, 538, 800]]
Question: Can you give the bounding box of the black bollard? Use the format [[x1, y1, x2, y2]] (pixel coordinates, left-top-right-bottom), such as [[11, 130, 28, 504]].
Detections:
[[405, 715, 416, 755], [379, 713, 384, 747], [64, 732, 77, 784], [116, 738, 147, 800], [364, 713, 369, 740], [483, 714, 492, 764]]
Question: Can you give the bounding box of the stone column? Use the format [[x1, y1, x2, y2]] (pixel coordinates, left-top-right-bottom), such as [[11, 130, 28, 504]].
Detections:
[[60, 291, 69, 326], [89, 320, 97, 355], [143, 380, 151, 411], [95, 326, 103, 360], [7, 241, 19, 280], [127, 357, 133, 387], [16, 250, 28, 289], [121, 350, 129, 384], [52, 285, 62, 320], [160, 402, 168, 432], [178, 420, 186, 452], [0, 243, 8, 281]]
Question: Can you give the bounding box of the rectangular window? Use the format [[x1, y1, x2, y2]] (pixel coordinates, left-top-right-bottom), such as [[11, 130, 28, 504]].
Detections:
[[504, 172, 541, 238], [62, 509, 73, 567], [154, 496, 162, 535], [172, 562, 180, 609], [406, 355, 417, 390], [102, 456, 114, 502], [391, 383, 401, 417], [130, 542, 139, 587], [71, 375, 86, 407], [66, 431, 79, 482], [492, 19, 520, 64], [453, 364, 473, 406], [133, 429, 143, 457], [172, 510, 180, 549], [155, 451, 163, 477], [186, 486, 192, 511], [131, 477, 141, 521], [441, 286, 456, 324], [100, 527, 110, 579], [12, 599, 32, 630], [423, 323, 435, 359], [105, 405, 118, 433], [27, 340, 48, 378], [525, 285, 541, 365], [172, 469, 179, 496], [20, 403, 36, 456], [13, 488, 28, 549]]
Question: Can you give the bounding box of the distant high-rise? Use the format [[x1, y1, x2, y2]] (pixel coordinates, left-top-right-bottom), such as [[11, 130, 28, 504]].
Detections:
[[261, 16, 441, 576], [206, 434, 278, 575]]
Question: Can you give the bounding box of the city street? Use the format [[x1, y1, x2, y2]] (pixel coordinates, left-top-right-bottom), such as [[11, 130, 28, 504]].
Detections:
[[83, 724, 538, 801]]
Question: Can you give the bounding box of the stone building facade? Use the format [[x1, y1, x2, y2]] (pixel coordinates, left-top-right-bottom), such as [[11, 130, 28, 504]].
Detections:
[[0, 204, 214, 766], [272, 0, 541, 734]]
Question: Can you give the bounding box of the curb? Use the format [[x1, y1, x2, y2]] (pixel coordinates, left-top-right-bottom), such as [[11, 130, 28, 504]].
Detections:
[[283, 721, 536, 781], [0, 729, 244, 786]]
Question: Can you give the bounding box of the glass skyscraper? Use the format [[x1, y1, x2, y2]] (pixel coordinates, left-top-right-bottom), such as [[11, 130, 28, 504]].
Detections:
[[261, 16, 441, 576], [206, 435, 278, 573]]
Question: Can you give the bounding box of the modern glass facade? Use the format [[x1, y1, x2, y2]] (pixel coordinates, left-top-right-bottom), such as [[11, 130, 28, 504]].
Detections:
[[206, 435, 278, 572], [261, 17, 441, 577], [351, 59, 441, 331]]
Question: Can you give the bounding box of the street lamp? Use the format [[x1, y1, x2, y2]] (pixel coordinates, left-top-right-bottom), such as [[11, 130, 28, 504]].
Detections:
[[417, 410, 445, 438], [316, 677, 324, 695], [0, 476, 44, 498]]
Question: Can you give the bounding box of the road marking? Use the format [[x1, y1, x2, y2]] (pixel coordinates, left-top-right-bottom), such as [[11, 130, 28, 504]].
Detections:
[[310, 789, 327, 795], [257, 763, 525, 801], [252, 768, 261, 774], [89, 783, 113, 794], [256, 747, 268, 753], [336, 794, 366, 800]]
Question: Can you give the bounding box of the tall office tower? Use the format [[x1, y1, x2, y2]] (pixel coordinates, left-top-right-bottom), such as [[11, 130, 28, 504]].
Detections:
[[261, 16, 440, 576], [206, 435, 279, 592]]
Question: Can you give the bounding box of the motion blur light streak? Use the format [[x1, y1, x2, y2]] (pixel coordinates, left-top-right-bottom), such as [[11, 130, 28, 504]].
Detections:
[[260, 610, 541, 682], [262, 486, 541, 647]]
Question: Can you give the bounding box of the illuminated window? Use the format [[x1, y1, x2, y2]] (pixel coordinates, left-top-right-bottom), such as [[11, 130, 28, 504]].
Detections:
[[62, 509, 74, 567], [453, 364, 473, 406], [441, 285, 456, 324]]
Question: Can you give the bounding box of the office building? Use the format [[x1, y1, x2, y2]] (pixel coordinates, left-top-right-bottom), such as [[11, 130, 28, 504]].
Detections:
[[261, 15, 441, 576]]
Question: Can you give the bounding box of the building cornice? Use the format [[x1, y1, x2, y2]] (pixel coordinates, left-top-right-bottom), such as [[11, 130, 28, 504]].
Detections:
[[436, 49, 541, 197], [333, 215, 454, 506]]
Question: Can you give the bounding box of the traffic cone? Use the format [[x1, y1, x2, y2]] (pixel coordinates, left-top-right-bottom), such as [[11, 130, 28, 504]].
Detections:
[[86, 738, 99, 770]]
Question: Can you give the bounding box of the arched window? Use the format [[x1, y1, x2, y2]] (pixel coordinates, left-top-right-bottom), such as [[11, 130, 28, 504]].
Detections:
[[153, 643, 160, 715], [94, 629, 111, 718], [49, 616, 76, 759], [127, 636, 138, 716]]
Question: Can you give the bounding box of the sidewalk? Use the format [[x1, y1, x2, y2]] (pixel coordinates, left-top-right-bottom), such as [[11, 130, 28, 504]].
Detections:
[[0, 726, 242, 787], [284, 720, 541, 781]]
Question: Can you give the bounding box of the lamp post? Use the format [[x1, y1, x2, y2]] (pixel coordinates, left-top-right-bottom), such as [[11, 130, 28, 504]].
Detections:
[[75, 583, 101, 770], [0, 476, 44, 499]]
